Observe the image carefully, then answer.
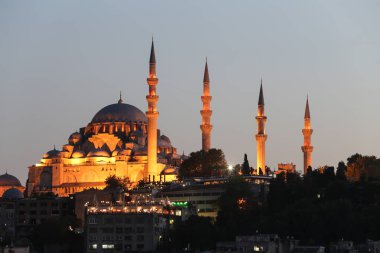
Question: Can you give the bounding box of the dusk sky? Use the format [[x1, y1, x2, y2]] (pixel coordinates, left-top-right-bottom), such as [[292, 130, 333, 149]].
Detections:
[[1, 1, 379, 184]]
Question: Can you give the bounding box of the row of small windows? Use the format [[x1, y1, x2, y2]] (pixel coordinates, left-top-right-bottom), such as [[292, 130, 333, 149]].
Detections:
[[157, 191, 223, 197], [18, 202, 65, 207], [89, 226, 145, 234], [0, 204, 15, 209], [88, 234, 145, 242], [18, 210, 61, 215], [88, 243, 144, 251], [198, 208, 217, 213], [88, 217, 148, 225]]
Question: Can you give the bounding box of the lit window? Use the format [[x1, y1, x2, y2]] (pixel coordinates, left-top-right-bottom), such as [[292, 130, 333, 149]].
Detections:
[[102, 244, 114, 249], [89, 244, 97, 249]]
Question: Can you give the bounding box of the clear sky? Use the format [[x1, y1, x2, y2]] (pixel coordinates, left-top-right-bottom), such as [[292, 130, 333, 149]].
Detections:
[[1, 1, 379, 184]]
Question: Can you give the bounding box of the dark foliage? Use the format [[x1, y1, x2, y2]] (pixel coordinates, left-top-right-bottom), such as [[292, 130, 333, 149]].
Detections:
[[31, 216, 83, 253], [104, 174, 129, 191], [170, 215, 217, 251], [178, 149, 228, 179], [256, 166, 380, 245], [171, 154, 380, 249]]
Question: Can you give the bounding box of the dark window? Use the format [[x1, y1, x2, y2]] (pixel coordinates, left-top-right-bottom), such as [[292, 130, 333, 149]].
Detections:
[[89, 228, 97, 233], [124, 227, 132, 233], [136, 227, 144, 233], [105, 218, 113, 223], [136, 218, 144, 224], [137, 244, 144, 250], [137, 235, 144, 241], [101, 227, 114, 233], [116, 227, 123, 233], [124, 235, 132, 241]]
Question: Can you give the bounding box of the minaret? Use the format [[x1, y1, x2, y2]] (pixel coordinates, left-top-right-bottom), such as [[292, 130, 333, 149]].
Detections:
[[255, 80, 267, 175], [200, 59, 213, 151], [302, 96, 313, 174], [146, 39, 159, 182]]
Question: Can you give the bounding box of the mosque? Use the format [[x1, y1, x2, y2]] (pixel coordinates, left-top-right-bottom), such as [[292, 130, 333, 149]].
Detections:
[[1, 40, 313, 198], [25, 41, 185, 197]]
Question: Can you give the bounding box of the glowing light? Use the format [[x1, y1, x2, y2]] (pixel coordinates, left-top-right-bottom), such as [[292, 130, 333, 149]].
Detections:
[[228, 164, 233, 171]]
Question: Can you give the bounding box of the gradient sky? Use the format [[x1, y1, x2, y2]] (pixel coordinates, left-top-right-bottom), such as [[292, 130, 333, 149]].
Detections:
[[1, 1, 379, 184]]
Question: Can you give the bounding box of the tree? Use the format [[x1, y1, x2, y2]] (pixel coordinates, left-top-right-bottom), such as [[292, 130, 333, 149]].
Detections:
[[178, 149, 228, 179], [216, 176, 257, 240], [346, 154, 377, 181], [231, 164, 242, 176], [31, 216, 83, 253], [171, 215, 217, 251], [336, 161, 347, 180], [241, 154, 251, 175], [105, 175, 129, 191]]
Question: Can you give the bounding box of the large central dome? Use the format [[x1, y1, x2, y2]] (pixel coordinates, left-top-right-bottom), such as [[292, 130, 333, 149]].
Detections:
[[91, 102, 147, 124]]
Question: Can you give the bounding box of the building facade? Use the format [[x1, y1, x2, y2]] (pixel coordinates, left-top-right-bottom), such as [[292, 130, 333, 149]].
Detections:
[[84, 202, 185, 252], [26, 42, 181, 197]]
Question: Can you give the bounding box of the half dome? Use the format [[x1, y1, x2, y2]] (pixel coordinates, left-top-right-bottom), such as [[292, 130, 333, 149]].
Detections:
[[160, 135, 171, 144], [87, 149, 110, 158], [72, 150, 85, 158], [91, 103, 147, 124], [0, 173, 22, 187], [69, 132, 82, 145], [2, 188, 24, 199], [43, 148, 61, 159]]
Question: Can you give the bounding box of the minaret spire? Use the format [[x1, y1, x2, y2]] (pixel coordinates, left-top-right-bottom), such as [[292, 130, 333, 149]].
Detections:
[[118, 91, 123, 104], [255, 80, 268, 175], [146, 38, 159, 182], [258, 79, 264, 106], [302, 96, 313, 174], [149, 38, 156, 77], [200, 58, 213, 151], [304, 95, 310, 119], [203, 58, 210, 83]]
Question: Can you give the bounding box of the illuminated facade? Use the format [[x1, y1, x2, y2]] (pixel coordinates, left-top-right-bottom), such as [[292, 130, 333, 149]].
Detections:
[[301, 96, 313, 174], [255, 81, 267, 175], [200, 60, 213, 151], [146, 40, 160, 182], [26, 42, 181, 197], [85, 201, 186, 253]]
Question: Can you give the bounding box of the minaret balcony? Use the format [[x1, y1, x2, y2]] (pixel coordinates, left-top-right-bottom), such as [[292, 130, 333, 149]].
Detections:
[[201, 96, 212, 103], [255, 134, 267, 141], [302, 129, 313, 135], [146, 111, 159, 118], [146, 95, 159, 103], [147, 78, 158, 85], [302, 146, 314, 152], [200, 124, 213, 132], [200, 110, 213, 117]]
